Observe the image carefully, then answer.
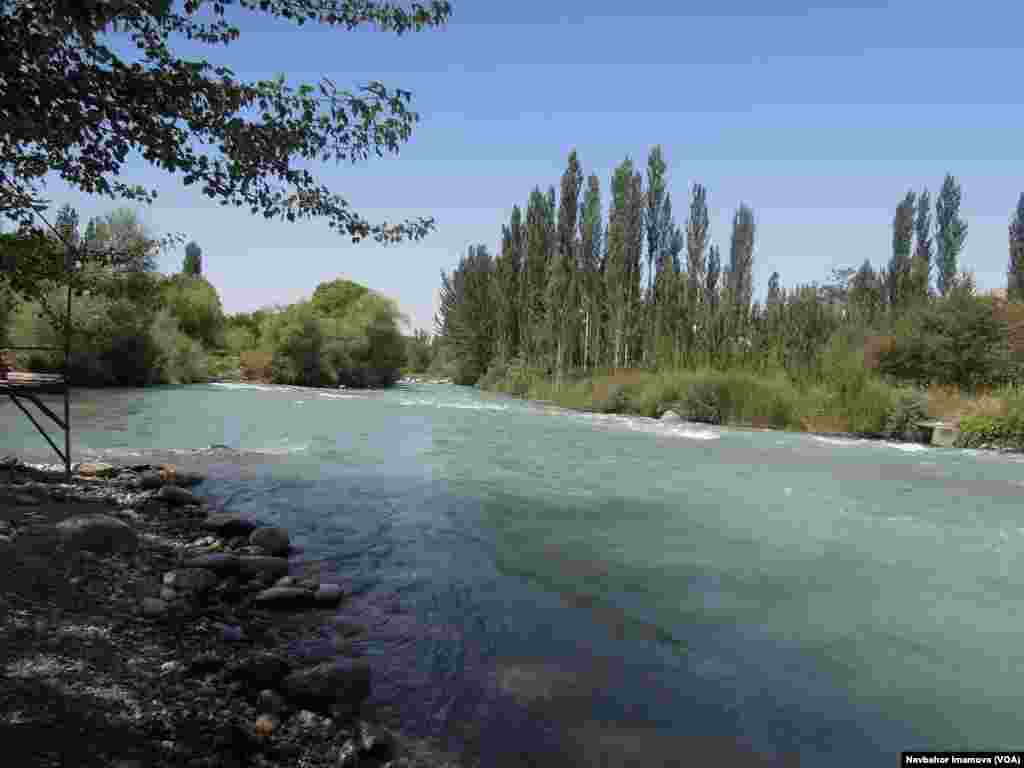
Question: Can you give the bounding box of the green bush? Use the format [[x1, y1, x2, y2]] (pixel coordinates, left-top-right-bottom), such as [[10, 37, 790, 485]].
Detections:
[[884, 388, 929, 442], [956, 413, 1024, 449]]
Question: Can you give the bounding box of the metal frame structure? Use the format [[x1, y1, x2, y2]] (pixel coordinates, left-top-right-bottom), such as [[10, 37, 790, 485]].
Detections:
[[1, 257, 73, 481]]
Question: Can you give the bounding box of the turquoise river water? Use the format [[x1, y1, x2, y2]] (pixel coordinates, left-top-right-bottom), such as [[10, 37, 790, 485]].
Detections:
[[3, 382, 1023, 766]]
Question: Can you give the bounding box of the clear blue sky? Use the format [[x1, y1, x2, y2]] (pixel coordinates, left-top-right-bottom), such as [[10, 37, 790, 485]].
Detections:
[[45, 0, 1024, 334]]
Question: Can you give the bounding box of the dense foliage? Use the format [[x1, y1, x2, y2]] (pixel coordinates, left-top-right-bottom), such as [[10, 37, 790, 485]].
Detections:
[[0, 205, 409, 388], [434, 146, 1024, 439], [1, 0, 449, 246]]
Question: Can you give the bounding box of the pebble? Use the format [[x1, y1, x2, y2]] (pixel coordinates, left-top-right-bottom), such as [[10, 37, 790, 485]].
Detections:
[[159, 587, 177, 601], [256, 689, 286, 715], [140, 597, 167, 617], [219, 623, 246, 643]]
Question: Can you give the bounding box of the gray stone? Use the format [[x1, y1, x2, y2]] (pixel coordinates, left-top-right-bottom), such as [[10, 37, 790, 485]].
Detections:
[[253, 587, 314, 608], [14, 493, 41, 506], [140, 597, 167, 617], [137, 471, 164, 490], [163, 568, 220, 593], [314, 583, 344, 606], [257, 689, 287, 716], [172, 470, 205, 487], [280, 659, 371, 718], [156, 485, 198, 506], [227, 653, 293, 690], [237, 556, 290, 579], [57, 514, 138, 555], [249, 526, 290, 556], [201, 512, 259, 537], [275, 576, 296, 588], [336, 722, 397, 767], [182, 553, 239, 574], [218, 623, 245, 643], [159, 587, 177, 602]]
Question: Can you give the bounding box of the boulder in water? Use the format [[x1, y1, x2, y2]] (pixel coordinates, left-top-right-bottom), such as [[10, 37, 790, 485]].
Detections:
[[237, 556, 290, 579], [202, 513, 259, 537], [253, 586, 314, 608], [280, 659, 371, 718], [660, 409, 683, 423], [155, 484, 199, 506], [249, 526, 290, 556]]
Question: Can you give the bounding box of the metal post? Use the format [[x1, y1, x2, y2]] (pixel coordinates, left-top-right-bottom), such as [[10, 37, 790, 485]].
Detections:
[[63, 248, 72, 483]]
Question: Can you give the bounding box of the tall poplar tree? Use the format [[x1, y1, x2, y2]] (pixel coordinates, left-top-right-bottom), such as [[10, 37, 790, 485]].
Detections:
[[1007, 193, 1024, 302], [684, 183, 710, 364], [910, 188, 932, 301], [551, 150, 583, 382], [578, 174, 603, 370], [726, 204, 755, 336], [935, 174, 968, 297], [889, 191, 916, 311]]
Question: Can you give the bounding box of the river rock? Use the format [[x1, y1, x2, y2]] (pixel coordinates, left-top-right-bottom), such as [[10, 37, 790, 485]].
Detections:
[[140, 597, 167, 617], [249, 526, 290, 556], [13, 493, 40, 506], [156, 484, 199, 506], [227, 653, 293, 690], [253, 587, 315, 608], [163, 567, 220, 593], [162, 469, 205, 487], [136, 470, 164, 490], [257, 689, 287, 716], [182, 553, 240, 574], [201, 513, 259, 537], [76, 461, 117, 478], [315, 583, 344, 606], [237, 555, 290, 579], [56, 514, 138, 555], [660, 409, 683, 422], [280, 659, 371, 718], [337, 721, 397, 767]]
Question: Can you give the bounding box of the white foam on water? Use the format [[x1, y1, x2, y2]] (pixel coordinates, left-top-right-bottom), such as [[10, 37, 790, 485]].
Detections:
[[399, 398, 509, 412], [258, 441, 310, 455], [319, 393, 363, 400], [581, 412, 720, 441]]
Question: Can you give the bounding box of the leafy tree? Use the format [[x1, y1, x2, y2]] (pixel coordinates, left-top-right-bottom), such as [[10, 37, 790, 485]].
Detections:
[[578, 175, 603, 370], [521, 188, 551, 365], [1, 0, 449, 245], [910, 188, 932, 301], [684, 183, 710, 363], [312, 278, 370, 319], [435, 245, 495, 384], [1008, 192, 1024, 302], [405, 329, 432, 373], [160, 274, 226, 348], [550, 149, 582, 381], [880, 290, 1007, 390], [183, 241, 203, 276], [888, 191, 916, 311], [726, 203, 755, 335], [935, 174, 968, 296]]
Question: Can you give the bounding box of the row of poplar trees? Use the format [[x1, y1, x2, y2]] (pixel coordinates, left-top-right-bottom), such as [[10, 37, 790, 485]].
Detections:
[[437, 147, 761, 384], [436, 145, 1010, 387]]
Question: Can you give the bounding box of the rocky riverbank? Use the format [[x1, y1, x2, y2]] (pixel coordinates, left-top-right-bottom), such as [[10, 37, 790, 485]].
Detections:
[[0, 457, 462, 768]]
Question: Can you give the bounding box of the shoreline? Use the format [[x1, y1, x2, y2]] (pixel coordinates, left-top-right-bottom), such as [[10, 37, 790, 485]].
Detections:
[[481, 384, 1024, 455], [0, 456, 462, 768]]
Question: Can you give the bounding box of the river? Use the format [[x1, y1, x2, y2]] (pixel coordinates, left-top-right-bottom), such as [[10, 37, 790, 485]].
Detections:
[[3, 382, 1022, 766]]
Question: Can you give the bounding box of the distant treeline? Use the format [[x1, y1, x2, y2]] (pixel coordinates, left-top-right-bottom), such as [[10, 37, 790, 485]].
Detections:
[[0, 205, 422, 388]]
